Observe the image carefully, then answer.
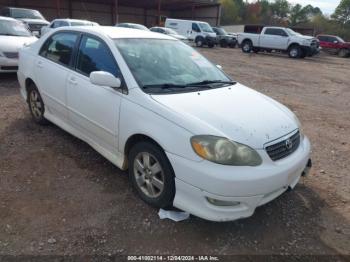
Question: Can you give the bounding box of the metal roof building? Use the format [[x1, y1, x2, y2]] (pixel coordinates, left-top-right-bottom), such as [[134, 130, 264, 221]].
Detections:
[[0, 0, 221, 26]]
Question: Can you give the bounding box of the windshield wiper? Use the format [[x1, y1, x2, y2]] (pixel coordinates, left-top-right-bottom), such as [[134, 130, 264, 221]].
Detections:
[[187, 80, 236, 87], [143, 83, 187, 89]]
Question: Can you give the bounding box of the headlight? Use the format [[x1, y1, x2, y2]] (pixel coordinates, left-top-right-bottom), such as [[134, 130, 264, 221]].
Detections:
[[302, 39, 311, 46], [191, 135, 262, 166], [293, 114, 304, 141]]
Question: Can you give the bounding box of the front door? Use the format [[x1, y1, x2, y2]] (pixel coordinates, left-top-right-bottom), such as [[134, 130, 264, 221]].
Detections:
[[66, 35, 123, 154]]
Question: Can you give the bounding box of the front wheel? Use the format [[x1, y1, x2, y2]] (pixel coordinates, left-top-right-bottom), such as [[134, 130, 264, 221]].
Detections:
[[288, 45, 301, 58], [128, 142, 175, 208], [195, 37, 204, 47], [338, 48, 350, 58]]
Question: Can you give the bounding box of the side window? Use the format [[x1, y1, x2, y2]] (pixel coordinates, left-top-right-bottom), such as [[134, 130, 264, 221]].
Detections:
[[317, 36, 325, 42], [276, 29, 287, 37], [39, 32, 78, 67], [192, 23, 200, 32], [51, 21, 58, 28], [76, 36, 120, 77], [264, 28, 276, 35], [58, 21, 69, 27]]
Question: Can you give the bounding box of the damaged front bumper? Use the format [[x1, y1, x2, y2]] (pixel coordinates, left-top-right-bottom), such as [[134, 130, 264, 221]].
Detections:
[[168, 136, 311, 222]]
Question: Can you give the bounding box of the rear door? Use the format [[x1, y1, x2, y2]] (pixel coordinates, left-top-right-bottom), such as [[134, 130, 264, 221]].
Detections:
[[66, 34, 123, 154], [260, 28, 289, 49], [34, 31, 79, 122]]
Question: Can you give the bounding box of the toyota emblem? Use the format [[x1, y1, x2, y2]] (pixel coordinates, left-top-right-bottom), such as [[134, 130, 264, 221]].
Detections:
[[285, 139, 293, 150]]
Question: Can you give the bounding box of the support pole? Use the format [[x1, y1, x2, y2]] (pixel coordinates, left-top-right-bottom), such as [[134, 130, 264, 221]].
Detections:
[[68, 0, 72, 18], [216, 4, 221, 26], [157, 0, 161, 25], [56, 0, 61, 18], [191, 4, 195, 19]]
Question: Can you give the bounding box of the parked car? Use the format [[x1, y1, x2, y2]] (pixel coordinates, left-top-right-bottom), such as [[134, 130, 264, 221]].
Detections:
[[238, 26, 320, 58], [0, 16, 37, 73], [115, 23, 149, 31], [165, 18, 217, 48], [317, 34, 350, 58], [212, 27, 237, 48], [41, 19, 99, 36], [150, 26, 188, 41], [0, 7, 49, 36], [18, 26, 311, 222]]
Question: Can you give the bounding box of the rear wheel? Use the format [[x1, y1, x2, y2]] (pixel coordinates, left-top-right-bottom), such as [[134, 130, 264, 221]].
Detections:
[[242, 40, 253, 53], [128, 142, 175, 208], [27, 85, 49, 125], [288, 45, 301, 58]]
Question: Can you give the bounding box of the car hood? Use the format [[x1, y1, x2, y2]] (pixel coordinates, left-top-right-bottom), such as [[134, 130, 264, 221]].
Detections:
[[298, 35, 316, 41], [17, 18, 49, 25], [150, 84, 298, 149], [0, 36, 37, 52], [170, 34, 187, 40]]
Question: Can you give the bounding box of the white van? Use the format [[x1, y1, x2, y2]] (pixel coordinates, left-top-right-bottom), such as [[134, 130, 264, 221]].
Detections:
[[165, 18, 217, 48]]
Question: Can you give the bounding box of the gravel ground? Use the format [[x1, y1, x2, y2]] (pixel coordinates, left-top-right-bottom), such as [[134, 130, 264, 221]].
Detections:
[[0, 48, 349, 258]]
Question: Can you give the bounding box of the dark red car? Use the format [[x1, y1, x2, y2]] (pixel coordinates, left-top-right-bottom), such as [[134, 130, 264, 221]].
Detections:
[[317, 34, 350, 58]]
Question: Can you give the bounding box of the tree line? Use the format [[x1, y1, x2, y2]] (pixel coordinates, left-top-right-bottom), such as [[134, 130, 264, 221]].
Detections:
[[220, 0, 350, 40]]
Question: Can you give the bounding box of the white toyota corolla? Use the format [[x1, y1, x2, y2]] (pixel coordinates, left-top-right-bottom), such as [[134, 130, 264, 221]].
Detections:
[[17, 26, 311, 221], [0, 16, 37, 73]]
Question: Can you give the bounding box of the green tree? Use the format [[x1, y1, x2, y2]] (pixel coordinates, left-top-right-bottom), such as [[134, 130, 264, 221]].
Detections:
[[332, 0, 350, 24], [271, 0, 290, 19], [220, 0, 242, 25]]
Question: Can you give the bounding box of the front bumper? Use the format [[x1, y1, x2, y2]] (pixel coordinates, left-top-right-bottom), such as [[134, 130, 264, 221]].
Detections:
[[0, 57, 18, 72], [301, 45, 320, 56], [168, 136, 311, 222], [205, 36, 218, 45]]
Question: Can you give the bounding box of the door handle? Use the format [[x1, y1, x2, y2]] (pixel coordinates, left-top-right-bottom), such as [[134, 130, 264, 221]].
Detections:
[[68, 77, 78, 86], [36, 61, 43, 68]]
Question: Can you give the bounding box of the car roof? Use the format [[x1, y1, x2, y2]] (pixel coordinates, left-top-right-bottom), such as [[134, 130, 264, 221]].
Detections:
[[57, 26, 175, 40]]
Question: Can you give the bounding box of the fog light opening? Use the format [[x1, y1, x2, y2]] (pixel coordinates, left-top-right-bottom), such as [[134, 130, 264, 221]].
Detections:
[[206, 197, 240, 207]]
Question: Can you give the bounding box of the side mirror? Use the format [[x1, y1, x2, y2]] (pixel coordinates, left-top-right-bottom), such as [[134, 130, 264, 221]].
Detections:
[[216, 65, 223, 70], [90, 71, 121, 88]]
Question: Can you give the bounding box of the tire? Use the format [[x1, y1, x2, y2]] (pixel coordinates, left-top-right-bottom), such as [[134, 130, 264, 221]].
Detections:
[[195, 37, 204, 47], [288, 45, 301, 58], [27, 85, 49, 125], [242, 40, 253, 53], [338, 48, 350, 58], [128, 142, 175, 208], [220, 39, 228, 48]]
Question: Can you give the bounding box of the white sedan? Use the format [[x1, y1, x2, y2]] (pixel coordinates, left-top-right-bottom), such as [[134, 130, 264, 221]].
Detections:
[[41, 19, 98, 36], [17, 26, 311, 222], [0, 16, 37, 73]]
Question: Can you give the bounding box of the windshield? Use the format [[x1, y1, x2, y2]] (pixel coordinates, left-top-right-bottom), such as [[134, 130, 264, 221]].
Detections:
[[71, 21, 93, 26], [164, 28, 178, 35], [0, 20, 32, 36], [336, 36, 345, 43], [12, 9, 44, 19], [215, 28, 227, 35], [130, 24, 149, 31], [286, 28, 301, 36], [115, 39, 231, 93], [199, 22, 214, 33]]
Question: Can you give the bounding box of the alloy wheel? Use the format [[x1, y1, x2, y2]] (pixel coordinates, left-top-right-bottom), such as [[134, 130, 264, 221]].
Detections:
[[29, 90, 43, 119], [133, 152, 165, 198]]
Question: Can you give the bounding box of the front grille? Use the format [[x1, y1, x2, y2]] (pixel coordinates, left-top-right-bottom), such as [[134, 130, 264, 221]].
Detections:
[[3, 52, 18, 59], [266, 131, 300, 161], [29, 23, 45, 31], [0, 66, 18, 71]]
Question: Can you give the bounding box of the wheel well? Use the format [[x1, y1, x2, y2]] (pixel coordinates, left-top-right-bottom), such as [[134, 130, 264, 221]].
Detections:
[[242, 39, 252, 44], [123, 134, 164, 168], [195, 36, 204, 42], [25, 78, 36, 101], [288, 43, 300, 50]]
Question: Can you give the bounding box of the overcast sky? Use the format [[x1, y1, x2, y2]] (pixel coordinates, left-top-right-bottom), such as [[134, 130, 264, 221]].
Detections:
[[288, 0, 340, 14]]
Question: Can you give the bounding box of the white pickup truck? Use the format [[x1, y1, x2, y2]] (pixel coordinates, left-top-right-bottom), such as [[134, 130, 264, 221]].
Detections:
[[237, 26, 320, 58]]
